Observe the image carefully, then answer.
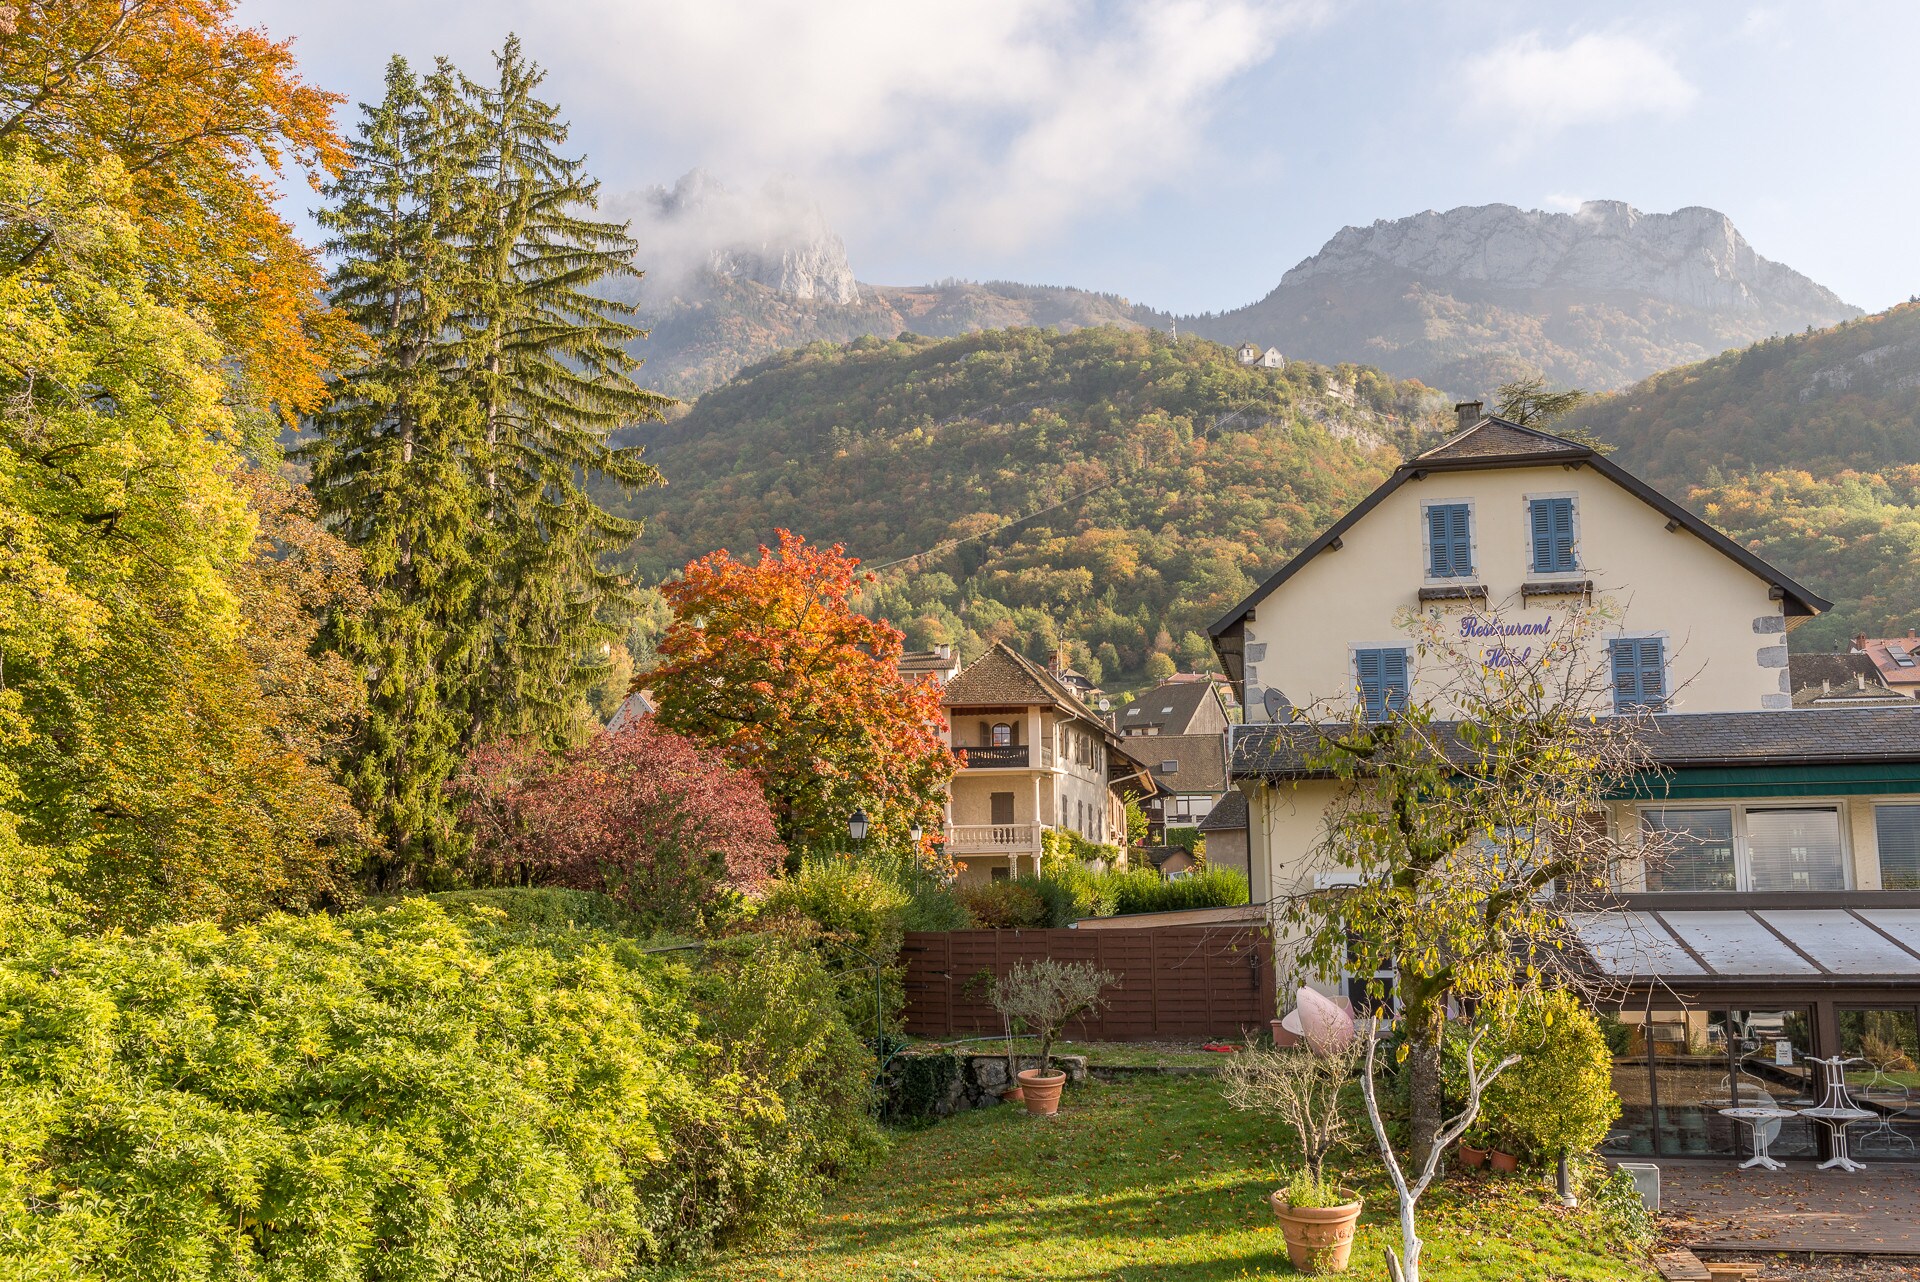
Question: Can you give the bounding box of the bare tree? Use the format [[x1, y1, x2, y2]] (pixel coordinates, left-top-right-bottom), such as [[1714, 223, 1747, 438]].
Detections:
[[1221, 1037, 1364, 1186]]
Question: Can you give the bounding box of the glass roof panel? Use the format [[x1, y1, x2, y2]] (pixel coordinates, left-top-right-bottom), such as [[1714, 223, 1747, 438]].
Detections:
[[1756, 909, 1920, 975], [1661, 911, 1819, 975], [1568, 912, 1705, 977], [1856, 908, 1920, 959]]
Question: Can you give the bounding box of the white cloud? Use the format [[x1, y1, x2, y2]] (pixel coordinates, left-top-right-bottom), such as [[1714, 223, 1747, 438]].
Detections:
[[1462, 31, 1697, 151], [250, 0, 1320, 257]]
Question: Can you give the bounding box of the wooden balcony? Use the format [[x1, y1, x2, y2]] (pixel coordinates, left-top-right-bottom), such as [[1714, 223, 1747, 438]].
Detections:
[[955, 744, 1057, 769], [947, 823, 1047, 855]]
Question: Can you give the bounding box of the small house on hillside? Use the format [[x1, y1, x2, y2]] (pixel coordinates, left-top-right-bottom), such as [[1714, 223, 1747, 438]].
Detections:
[[898, 643, 963, 686], [1236, 341, 1261, 364], [1259, 346, 1284, 369], [939, 643, 1153, 882]]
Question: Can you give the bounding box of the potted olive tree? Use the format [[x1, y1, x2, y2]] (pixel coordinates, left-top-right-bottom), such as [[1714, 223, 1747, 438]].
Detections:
[[1224, 990, 1367, 1274], [989, 959, 1117, 1116]]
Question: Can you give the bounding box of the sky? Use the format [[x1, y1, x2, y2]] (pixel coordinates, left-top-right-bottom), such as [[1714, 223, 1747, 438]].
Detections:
[[237, 0, 1920, 315]]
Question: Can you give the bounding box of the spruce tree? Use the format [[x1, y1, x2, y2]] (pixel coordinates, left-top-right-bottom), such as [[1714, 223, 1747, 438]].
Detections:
[[304, 58, 487, 886], [456, 35, 667, 747]]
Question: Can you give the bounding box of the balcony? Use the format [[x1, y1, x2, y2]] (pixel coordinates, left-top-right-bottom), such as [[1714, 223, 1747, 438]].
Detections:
[[956, 743, 1057, 769], [947, 823, 1047, 855]]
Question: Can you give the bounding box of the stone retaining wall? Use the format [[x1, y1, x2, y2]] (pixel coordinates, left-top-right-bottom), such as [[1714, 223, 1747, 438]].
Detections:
[[883, 1051, 1090, 1119]]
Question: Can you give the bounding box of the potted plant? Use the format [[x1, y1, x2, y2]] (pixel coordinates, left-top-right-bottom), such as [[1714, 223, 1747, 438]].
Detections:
[[1224, 988, 1366, 1274], [1456, 1130, 1489, 1169], [988, 959, 1117, 1116], [1268, 1169, 1364, 1275], [1488, 1137, 1520, 1173]]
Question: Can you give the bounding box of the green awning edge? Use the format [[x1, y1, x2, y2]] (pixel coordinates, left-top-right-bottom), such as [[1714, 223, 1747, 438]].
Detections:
[[1614, 761, 1920, 800]]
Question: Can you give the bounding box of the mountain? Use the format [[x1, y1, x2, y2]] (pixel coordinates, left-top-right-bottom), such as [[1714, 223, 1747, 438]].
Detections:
[[1175, 202, 1860, 394], [610, 326, 1448, 689], [619, 183, 1858, 400], [1560, 302, 1920, 648], [614, 173, 1154, 396]]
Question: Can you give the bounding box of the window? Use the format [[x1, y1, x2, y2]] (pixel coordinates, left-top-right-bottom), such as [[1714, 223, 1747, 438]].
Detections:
[[990, 792, 1015, 825], [1875, 804, 1920, 889], [1528, 496, 1577, 574], [1159, 759, 1180, 774], [991, 722, 1012, 747], [1354, 647, 1409, 721], [1745, 808, 1846, 892], [1644, 808, 1736, 892], [1641, 805, 1848, 892], [1425, 502, 1473, 578], [1610, 637, 1667, 713]]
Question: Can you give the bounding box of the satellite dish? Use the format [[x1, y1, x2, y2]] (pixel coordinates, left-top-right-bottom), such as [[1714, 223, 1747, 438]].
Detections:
[[1261, 688, 1292, 721]]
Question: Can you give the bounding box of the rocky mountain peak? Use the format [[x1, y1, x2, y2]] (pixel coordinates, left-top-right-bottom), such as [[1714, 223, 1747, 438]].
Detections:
[[1285, 200, 1850, 315]]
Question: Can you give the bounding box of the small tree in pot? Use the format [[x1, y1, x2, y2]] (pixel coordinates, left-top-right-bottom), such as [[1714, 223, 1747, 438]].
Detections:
[[1224, 989, 1367, 1273], [989, 959, 1117, 1116]]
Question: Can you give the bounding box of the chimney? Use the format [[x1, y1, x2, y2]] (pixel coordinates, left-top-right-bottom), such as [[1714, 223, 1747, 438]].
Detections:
[[1853, 633, 1868, 653], [1455, 400, 1484, 430], [1822, 679, 1832, 694], [1859, 673, 1868, 690]]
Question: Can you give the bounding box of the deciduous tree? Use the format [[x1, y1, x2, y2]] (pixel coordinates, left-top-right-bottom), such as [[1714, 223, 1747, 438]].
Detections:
[[456, 721, 783, 931], [649, 531, 956, 853]]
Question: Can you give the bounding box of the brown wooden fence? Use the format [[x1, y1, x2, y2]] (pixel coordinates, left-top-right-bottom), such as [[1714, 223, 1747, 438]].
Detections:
[[900, 924, 1276, 1041]]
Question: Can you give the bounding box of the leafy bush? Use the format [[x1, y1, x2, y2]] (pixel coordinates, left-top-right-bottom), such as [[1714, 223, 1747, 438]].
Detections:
[[1163, 828, 1206, 857], [1588, 1162, 1654, 1249], [422, 886, 649, 936], [953, 879, 1049, 928], [0, 901, 879, 1278], [1279, 1168, 1351, 1210], [761, 857, 915, 1031], [1478, 990, 1621, 1163]]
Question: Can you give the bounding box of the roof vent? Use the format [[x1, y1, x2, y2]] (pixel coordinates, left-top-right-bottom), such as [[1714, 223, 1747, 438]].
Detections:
[[1455, 400, 1484, 430]]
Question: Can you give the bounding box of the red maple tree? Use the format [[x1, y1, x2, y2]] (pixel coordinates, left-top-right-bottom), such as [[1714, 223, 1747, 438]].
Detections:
[[456, 721, 784, 929], [648, 530, 956, 856]]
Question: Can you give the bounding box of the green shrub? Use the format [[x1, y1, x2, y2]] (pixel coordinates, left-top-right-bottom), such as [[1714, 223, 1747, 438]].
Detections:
[[0, 901, 878, 1278], [1478, 990, 1621, 1163], [1588, 1162, 1654, 1249], [1110, 865, 1248, 914], [421, 886, 649, 936], [1163, 828, 1206, 857], [761, 857, 914, 1031], [1279, 1168, 1351, 1209], [953, 879, 1049, 928]]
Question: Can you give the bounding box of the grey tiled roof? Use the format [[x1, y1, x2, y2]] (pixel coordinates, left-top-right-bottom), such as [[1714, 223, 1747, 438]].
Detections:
[[1231, 706, 1920, 777], [1787, 651, 1882, 693], [1115, 677, 1226, 736], [1198, 788, 1247, 832], [1136, 733, 1229, 793], [943, 642, 1085, 712], [1414, 417, 1586, 461]]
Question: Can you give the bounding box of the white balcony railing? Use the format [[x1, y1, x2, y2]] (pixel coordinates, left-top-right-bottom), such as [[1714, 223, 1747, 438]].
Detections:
[[946, 823, 1047, 855]]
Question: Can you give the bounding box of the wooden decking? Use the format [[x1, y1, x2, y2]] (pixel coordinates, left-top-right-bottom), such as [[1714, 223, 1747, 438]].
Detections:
[[1656, 1160, 1920, 1254]]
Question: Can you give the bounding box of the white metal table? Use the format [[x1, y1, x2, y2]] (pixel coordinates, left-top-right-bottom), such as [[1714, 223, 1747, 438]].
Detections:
[[1717, 1106, 1799, 1170], [1804, 1055, 1876, 1172]]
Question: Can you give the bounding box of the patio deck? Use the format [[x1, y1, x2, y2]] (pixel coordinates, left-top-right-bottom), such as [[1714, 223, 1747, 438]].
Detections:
[[1655, 1159, 1920, 1254]]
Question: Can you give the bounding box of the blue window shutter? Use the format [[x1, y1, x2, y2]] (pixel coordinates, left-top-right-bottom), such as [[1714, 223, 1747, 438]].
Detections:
[[1382, 648, 1409, 713], [1447, 504, 1472, 577], [1530, 498, 1576, 573], [1356, 648, 1384, 719], [1612, 638, 1666, 712], [1357, 647, 1408, 719], [1428, 503, 1474, 578], [1427, 506, 1450, 578]]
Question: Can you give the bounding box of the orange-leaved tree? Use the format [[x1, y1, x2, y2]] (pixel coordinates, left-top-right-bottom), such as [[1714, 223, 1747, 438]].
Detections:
[[649, 531, 956, 857], [0, 0, 352, 413]]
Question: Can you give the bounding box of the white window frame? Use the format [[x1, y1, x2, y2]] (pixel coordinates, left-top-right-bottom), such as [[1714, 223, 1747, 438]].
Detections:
[[1419, 497, 1478, 582], [1523, 490, 1583, 576], [1634, 800, 1854, 893]]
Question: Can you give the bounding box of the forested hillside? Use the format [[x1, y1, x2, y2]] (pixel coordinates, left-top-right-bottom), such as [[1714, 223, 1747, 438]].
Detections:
[[612, 327, 1447, 688], [1563, 302, 1920, 648]]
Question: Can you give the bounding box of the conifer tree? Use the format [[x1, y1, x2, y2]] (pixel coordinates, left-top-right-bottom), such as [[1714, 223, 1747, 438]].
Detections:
[[456, 36, 667, 746], [304, 58, 487, 886]]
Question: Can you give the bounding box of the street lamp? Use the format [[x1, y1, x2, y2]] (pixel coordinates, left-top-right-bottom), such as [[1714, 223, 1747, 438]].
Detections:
[[848, 808, 869, 844], [908, 823, 923, 845]]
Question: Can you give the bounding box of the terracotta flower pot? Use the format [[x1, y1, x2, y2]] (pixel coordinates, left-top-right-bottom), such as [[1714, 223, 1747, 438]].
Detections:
[[1017, 1068, 1066, 1116], [999, 1086, 1025, 1104], [1489, 1149, 1519, 1173], [1457, 1143, 1488, 1169], [1268, 1189, 1363, 1274]]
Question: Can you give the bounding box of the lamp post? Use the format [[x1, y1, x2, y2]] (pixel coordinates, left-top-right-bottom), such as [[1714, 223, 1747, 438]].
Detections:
[[848, 807, 869, 846]]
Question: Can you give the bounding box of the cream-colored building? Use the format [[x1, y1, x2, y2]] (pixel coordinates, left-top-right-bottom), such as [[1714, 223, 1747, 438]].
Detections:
[[939, 643, 1152, 883], [1211, 407, 1920, 1162]]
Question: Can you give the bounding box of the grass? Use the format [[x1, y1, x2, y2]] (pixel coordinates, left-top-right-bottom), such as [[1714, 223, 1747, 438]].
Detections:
[[658, 1075, 1655, 1282], [908, 1037, 1238, 1069]]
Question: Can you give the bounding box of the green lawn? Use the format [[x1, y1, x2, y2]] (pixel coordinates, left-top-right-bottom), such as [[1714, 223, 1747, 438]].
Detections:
[[658, 1075, 1654, 1282]]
